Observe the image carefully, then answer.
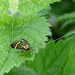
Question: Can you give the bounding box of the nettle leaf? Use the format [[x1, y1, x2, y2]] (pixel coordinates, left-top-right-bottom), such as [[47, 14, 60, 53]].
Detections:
[[0, 13, 51, 75], [18, 0, 61, 15], [0, 0, 9, 13], [39, 7, 51, 19], [4, 38, 75, 75], [0, 0, 61, 15], [0, 0, 61, 75]]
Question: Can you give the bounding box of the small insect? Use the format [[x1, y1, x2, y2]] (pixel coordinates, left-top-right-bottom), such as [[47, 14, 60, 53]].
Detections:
[[10, 39, 30, 51]]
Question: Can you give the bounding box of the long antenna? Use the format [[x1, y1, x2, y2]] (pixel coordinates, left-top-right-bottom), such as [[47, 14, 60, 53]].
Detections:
[[32, 31, 75, 49], [47, 31, 75, 44], [12, 16, 16, 41]]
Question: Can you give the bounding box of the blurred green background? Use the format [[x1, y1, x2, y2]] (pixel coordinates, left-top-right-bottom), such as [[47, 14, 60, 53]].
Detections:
[[44, 0, 75, 41]]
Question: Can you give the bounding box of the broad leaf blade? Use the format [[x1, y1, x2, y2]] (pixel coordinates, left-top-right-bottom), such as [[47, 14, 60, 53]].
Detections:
[[18, 0, 61, 15], [0, 0, 9, 13], [0, 13, 51, 75], [5, 38, 75, 75], [0, 0, 61, 75]]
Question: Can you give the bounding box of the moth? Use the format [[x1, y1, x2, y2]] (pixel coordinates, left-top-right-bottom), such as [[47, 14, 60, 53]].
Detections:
[[10, 39, 30, 51]]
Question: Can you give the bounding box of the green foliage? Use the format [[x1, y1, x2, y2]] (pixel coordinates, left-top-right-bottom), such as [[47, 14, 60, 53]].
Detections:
[[39, 7, 51, 19], [58, 12, 75, 22], [57, 12, 75, 33], [0, 0, 61, 75], [50, 0, 75, 16], [0, 0, 9, 13], [0, 14, 51, 75], [18, 0, 60, 15], [61, 19, 75, 30], [4, 37, 75, 75], [49, 0, 75, 39]]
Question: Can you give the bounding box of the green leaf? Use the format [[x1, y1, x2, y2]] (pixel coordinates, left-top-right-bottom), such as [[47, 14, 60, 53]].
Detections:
[[38, 7, 51, 19], [0, 13, 51, 75], [4, 38, 75, 75], [61, 19, 75, 30], [0, 0, 9, 13], [58, 12, 75, 22], [0, 0, 61, 15], [0, 0, 61, 75], [18, 0, 61, 15]]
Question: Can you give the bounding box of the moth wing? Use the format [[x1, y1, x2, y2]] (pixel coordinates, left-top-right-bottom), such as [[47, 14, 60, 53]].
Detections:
[[21, 39, 29, 45], [11, 41, 19, 48]]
